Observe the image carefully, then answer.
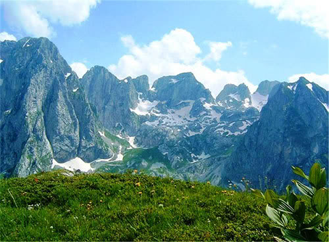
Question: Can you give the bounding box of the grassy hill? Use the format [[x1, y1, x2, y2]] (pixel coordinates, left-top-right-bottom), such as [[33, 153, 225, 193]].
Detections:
[[0, 170, 277, 241]]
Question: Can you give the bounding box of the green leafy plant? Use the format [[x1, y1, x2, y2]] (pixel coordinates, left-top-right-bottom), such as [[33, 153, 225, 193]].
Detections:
[[253, 163, 328, 241]]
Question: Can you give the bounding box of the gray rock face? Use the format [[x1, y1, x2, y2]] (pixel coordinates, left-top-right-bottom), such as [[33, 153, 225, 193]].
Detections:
[[0, 38, 111, 177], [216, 83, 251, 110], [220, 77, 328, 191], [1, 37, 328, 192], [152, 72, 214, 106], [81, 66, 145, 135], [255, 80, 280, 96]]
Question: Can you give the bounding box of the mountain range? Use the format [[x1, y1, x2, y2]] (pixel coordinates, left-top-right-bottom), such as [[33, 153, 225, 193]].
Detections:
[[1, 37, 328, 190]]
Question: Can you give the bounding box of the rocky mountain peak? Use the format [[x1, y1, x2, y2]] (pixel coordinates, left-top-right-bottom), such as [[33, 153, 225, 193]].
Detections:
[[222, 77, 328, 191], [255, 80, 280, 96], [152, 72, 214, 107], [131, 75, 149, 97], [0, 37, 112, 177], [216, 83, 251, 110]]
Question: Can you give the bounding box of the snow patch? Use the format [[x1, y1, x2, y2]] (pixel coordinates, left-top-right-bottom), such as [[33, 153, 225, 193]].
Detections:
[[192, 152, 211, 161], [243, 98, 251, 108], [238, 121, 250, 130], [321, 102, 329, 112], [0, 59, 3, 63], [306, 83, 313, 92], [98, 131, 105, 137], [228, 93, 241, 101], [287, 83, 298, 93], [116, 146, 123, 161], [65, 73, 71, 79], [130, 94, 159, 116], [203, 102, 213, 110], [128, 136, 137, 148], [73, 88, 79, 92], [170, 78, 179, 84], [4, 109, 11, 115], [251, 92, 269, 111], [23, 38, 30, 48], [52, 158, 93, 172], [116, 133, 124, 139], [210, 110, 221, 122]]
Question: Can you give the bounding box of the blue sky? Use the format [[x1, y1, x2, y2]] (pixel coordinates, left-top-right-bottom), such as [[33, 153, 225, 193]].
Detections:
[[0, 0, 328, 95]]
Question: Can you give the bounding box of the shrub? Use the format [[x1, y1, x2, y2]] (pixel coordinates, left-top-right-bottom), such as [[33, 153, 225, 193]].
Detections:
[[253, 163, 328, 241]]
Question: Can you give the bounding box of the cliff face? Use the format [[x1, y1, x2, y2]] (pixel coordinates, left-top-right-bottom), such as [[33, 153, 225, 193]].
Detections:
[[0, 38, 111, 177], [221, 78, 328, 190]]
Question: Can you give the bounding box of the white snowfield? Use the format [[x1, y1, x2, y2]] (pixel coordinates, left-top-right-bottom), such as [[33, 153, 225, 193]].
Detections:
[[65, 73, 71, 79], [251, 92, 269, 111], [130, 95, 159, 116], [306, 83, 313, 91], [52, 158, 94, 172]]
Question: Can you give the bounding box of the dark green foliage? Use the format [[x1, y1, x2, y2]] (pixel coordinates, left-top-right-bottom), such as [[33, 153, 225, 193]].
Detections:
[[0, 170, 276, 241], [255, 163, 329, 241]]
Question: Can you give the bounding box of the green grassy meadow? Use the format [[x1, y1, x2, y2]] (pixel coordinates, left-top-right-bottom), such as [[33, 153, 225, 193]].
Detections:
[[0, 170, 278, 241]]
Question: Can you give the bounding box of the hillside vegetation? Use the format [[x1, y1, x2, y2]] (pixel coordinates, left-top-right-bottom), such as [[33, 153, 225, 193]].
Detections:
[[0, 170, 277, 241]]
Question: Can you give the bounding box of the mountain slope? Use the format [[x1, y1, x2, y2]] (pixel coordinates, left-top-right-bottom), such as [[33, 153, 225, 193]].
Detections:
[[0, 38, 111, 177], [220, 77, 328, 190]]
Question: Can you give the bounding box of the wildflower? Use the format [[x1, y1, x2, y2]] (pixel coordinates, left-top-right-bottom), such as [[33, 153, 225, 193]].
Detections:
[[100, 200, 103, 203], [221, 190, 227, 193], [207, 219, 211, 223], [171, 180, 174, 183], [138, 191, 142, 195], [134, 169, 138, 174], [50, 226, 53, 229], [135, 182, 141, 187], [28, 205, 33, 210], [233, 184, 237, 188], [34, 178, 39, 183], [207, 181, 211, 185], [191, 185, 195, 189], [158, 204, 164, 207]]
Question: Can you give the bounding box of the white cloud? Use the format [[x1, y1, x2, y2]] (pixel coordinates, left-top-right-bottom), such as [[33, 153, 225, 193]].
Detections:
[[288, 73, 329, 90], [204, 41, 232, 62], [70, 62, 88, 78], [0, 32, 17, 41], [248, 0, 329, 38], [3, 0, 100, 38], [109, 28, 256, 97]]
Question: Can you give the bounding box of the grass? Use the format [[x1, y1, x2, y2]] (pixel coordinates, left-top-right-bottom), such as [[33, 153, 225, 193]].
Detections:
[[0, 170, 278, 241]]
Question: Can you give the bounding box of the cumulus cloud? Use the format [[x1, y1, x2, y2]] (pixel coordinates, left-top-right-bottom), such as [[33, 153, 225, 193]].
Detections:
[[109, 28, 255, 97], [3, 0, 100, 38], [0, 32, 17, 41], [288, 73, 329, 90], [70, 62, 88, 78], [204, 41, 232, 62], [248, 0, 329, 38]]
